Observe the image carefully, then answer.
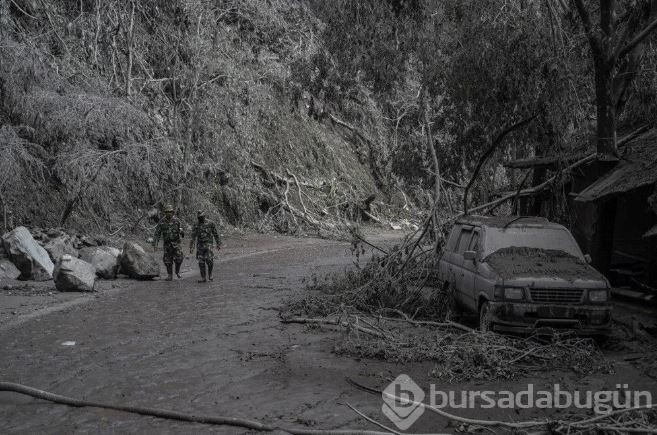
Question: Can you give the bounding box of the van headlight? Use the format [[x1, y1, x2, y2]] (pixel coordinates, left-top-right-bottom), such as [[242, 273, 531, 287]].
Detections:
[[588, 289, 608, 302], [504, 288, 524, 300]]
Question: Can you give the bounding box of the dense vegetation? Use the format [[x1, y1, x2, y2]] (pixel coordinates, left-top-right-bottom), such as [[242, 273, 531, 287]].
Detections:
[[1, 0, 656, 237]]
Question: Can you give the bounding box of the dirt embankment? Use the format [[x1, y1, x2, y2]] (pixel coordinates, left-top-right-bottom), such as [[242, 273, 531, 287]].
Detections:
[[485, 247, 604, 281]]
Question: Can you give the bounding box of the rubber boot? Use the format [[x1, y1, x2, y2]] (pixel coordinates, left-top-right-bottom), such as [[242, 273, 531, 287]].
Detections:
[[174, 261, 182, 279], [198, 262, 207, 283], [165, 264, 173, 281], [207, 261, 214, 281]]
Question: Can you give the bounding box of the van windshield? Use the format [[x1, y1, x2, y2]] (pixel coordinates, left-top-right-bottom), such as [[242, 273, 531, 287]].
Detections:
[[483, 227, 584, 259]]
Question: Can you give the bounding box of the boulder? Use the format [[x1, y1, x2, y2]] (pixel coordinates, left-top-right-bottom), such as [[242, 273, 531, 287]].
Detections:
[[119, 242, 159, 279], [53, 255, 96, 292], [2, 226, 54, 281], [79, 246, 120, 279], [44, 236, 79, 263], [0, 259, 20, 280]]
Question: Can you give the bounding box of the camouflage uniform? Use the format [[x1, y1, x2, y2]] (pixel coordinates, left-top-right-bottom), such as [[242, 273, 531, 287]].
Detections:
[[153, 212, 184, 280], [190, 213, 221, 282]]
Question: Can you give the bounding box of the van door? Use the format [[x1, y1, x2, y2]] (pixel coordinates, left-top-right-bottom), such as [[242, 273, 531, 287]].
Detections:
[[461, 229, 480, 311], [439, 224, 460, 284]]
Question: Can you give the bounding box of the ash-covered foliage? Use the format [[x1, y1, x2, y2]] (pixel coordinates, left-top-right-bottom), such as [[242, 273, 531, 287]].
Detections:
[[0, 125, 48, 218], [288, 224, 452, 320], [0, 0, 387, 235], [335, 323, 612, 382], [3, 0, 657, 239]]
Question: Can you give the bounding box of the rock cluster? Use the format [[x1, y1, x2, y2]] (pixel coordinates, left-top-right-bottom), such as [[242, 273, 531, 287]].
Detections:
[[0, 227, 159, 291], [30, 227, 101, 263]]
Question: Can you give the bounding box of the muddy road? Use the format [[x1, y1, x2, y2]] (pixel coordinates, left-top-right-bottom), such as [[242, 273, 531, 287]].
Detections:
[[1, 233, 657, 434]]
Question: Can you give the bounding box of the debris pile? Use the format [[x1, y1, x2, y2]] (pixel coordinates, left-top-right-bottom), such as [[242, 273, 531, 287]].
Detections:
[[30, 227, 102, 259], [290, 218, 450, 321], [284, 312, 611, 382]]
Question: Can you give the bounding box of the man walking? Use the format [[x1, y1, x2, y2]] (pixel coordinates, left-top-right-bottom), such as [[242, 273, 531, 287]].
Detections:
[[152, 204, 184, 281], [189, 211, 221, 283]]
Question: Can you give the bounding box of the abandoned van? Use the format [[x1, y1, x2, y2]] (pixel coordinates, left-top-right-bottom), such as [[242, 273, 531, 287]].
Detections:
[[438, 215, 612, 334]]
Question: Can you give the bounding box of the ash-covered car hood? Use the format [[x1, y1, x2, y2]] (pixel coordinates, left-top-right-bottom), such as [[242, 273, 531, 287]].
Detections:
[[483, 247, 605, 282]]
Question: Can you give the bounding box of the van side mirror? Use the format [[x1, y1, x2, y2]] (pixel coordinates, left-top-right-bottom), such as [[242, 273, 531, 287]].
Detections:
[[464, 250, 477, 262], [584, 254, 592, 264]]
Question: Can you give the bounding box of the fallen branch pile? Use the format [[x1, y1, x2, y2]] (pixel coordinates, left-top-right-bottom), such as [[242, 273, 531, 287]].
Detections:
[[288, 212, 452, 322], [283, 313, 611, 382]]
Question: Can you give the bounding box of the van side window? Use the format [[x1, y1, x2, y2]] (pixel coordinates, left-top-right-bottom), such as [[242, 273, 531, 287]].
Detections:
[[455, 229, 473, 255], [446, 225, 461, 251], [469, 232, 480, 252]]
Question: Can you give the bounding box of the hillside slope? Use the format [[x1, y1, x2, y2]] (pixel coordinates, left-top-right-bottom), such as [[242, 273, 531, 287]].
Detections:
[[0, 0, 388, 236]]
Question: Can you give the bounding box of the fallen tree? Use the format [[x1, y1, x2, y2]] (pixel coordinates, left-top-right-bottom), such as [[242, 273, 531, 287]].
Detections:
[[0, 382, 391, 435]]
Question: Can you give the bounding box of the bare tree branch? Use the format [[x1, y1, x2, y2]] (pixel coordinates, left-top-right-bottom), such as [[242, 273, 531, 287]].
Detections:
[[615, 16, 657, 60], [468, 153, 596, 215], [573, 0, 601, 56], [463, 115, 537, 215]]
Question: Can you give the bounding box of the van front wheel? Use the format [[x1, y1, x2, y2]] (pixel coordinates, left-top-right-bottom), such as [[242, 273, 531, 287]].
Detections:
[[479, 301, 492, 333]]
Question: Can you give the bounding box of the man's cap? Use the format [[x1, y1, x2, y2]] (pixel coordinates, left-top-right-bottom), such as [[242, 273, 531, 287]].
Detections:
[[163, 204, 174, 213], [197, 210, 205, 218]]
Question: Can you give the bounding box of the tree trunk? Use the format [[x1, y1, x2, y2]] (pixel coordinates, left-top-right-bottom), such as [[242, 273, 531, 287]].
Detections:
[[125, 1, 135, 96], [590, 58, 618, 275], [423, 91, 441, 250], [589, 161, 618, 275], [424, 97, 441, 209], [529, 168, 545, 216], [594, 60, 619, 161]]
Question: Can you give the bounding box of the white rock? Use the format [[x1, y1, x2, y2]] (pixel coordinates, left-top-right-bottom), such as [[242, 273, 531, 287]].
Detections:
[[2, 226, 54, 281]]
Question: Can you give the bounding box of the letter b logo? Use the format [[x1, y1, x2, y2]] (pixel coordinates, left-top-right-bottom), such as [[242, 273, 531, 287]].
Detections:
[[382, 375, 425, 430]]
